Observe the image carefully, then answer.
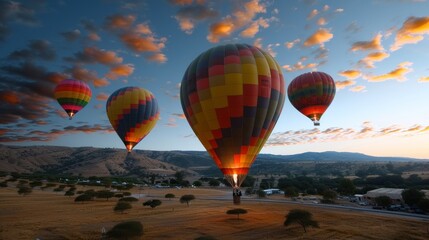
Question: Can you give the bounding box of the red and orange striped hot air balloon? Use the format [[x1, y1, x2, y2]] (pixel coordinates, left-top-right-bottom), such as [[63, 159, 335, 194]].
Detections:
[[54, 79, 92, 120], [106, 87, 159, 152], [180, 44, 285, 190], [287, 71, 336, 126]]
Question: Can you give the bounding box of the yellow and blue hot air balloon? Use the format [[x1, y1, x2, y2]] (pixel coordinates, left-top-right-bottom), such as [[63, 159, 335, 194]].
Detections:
[[180, 43, 285, 190], [54, 79, 92, 120], [106, 87, 160, 152]]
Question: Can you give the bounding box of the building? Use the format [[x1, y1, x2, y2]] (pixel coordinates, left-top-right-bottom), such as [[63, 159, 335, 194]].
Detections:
[[364, 188, 404, 205]]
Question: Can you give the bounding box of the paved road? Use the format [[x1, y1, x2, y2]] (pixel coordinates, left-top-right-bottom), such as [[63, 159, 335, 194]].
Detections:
[[199, 195, 429, 221]]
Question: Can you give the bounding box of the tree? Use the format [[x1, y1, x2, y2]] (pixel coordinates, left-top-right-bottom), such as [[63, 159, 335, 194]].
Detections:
[[257, 189, 266, 198], [17, 186, 32, 196], [375, 196, 391, 208], [284, 186, 299, 198], [74, 194, 93, 203], [402, 189, 425, 207], [175, 170, 186, 185], [96, 190, 115, 201], [226, 208, 248, 220], [64, 190, 75, 197], [193, 180, 202, 187], [143, 199, 162, 209], [165, 193, 175, 200], [284, 209, 319, 233], [208, 179, 220, 187], [180, 194, 195, 206], [337, 178, 355, 196], [417, 198, 429, 213], [322, 189, 337, 204], [106, 221, 143, 239], [114, 201, 132, 214], [119, 197, 139, 202]]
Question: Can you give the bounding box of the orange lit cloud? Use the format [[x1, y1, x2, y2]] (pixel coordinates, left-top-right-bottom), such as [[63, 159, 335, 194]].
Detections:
[[317, 17, 327, 26], [282, 58, 319, 72], [67, 46, 123, 66], [391, 16, 429, 51], [106, 64, 134, 80], [174, 4, 218, 34], [351, 33, 384, 51], [335, 80, 356, 90], [358, 51, 390, 68], [364, 62, 413, 82], [120, 33, 166, 53], [418, 76, 429, 82], [285, 39, 300, 49], [146, 53, 167, 63], [0, 91, 20, 104], [169, 0, 194, 5], [266, 122, 429, 147], [308, 9, 319, 20], [105, 14, 136, 30], [165, 117, 178, 127], [240, 18, 270, 38], [303, 28, 333, 47], [207, 0, 266, 43], [172, 113, 186, 119], [96, 93, 109, 101], [69, 66, 108, 87], [338, 70, 361, 79], [350, 85, 366, 92]]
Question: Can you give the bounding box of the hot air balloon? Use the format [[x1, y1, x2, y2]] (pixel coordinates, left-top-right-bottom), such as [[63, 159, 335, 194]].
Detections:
[[180, 44, 285, 199], [54, 79, 92, 120], [287, 71, 336, 126], [106, 87, 159, 152]]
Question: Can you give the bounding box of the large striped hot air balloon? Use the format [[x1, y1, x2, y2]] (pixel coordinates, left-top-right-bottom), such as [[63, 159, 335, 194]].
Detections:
[[180, 44, 285, 191], [106, 87, 159, 152], [54, 79, 92, 120], [287, 71, 336, 126]]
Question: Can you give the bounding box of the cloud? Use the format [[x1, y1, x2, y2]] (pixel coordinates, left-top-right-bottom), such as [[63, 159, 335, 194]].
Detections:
[[317, 17, 327, 26], [335, 80, 356, 90], [358, 51, 390, 68], [240, 17, 270, 38], [96, 93, 109, 101], [174, 4, 218, 34], [7, 40, 56, 61], [364, 62, 413, 82], [61, 29, 81, 41], [351, 33, 384, 51], [66, 46, 123, 66], [338, 70, 361, 79], [81, 19, 100, 41], [207, 0, 266, 43], [146, 53, 167, 63], [169, 0, 194, 5], [165, 117, 178, 127], [0, 124, 113, 143], [303, 28, 333, 47], [106, 64, 134, 80], [67, 65, 108, 87], [418, 76, 429, 82], [350, 85, 366, 92], [335, 8, 344, 13], [266, 122, 429, 147], [0, 0, 41, 41], [307, 9, 319, 19], [172, 113, 186, 119], [285, 39, 300, 49], [345, 21, 361, 33], [391, 16, 429, 51], [282, 57, 319, 72], [105, 14, 136, 30]]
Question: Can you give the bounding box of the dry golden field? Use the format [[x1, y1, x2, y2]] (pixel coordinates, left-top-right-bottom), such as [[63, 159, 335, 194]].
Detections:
[[1, 186, 428, 240]]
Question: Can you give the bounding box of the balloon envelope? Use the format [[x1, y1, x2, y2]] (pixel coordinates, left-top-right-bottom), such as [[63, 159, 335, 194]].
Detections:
[[54, 79, 92, 119], [106, 87, 159, 152], [180, 44, 285, 188], [287, 71, 336, 126]]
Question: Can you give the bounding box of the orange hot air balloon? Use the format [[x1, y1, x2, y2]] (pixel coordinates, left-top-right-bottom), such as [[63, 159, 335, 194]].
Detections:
[[106, 87, 159, 152], [180, 44, 285, 189], [287, 71, 336, 126], [54, 79, 92, 120]]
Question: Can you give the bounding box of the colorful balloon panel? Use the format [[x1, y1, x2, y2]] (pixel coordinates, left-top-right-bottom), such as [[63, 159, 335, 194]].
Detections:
[[180, 44, 285, 187], [287, 71, 336, 126], [54, 79, 92, 119], [106, 87, 159, 152]]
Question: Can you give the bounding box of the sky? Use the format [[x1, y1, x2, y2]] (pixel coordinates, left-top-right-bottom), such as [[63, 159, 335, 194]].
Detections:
[[0, 0, 428, 159]]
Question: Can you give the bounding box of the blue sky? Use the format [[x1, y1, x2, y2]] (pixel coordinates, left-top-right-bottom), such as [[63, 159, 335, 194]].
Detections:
[[1, 0, 428, 159]]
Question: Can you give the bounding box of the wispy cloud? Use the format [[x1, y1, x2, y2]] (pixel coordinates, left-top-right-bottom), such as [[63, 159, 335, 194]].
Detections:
[[418, 76, 429, 82], [351, 33, 384, 51], [8, 40, 56, 61], [335, 80, 356, 90], [338, 70, 361, 79], [106, 64, 134, 80], [350, 85, 366, 92], [284, 39, 300, 49], [391, 16, 429, 51], [303, 28, 333, 47], [282, 57, 319, 72], [0, 0, 41, 41], [364, 62, 413, 82], [266, 122, 429, 146], [61, 29, 81, 42], [307, 9, 319, 20], [358, 51, 390, 68], [207, 0, 267, 43], [96, 93, 109, 101], [174, 4, 218, 34]]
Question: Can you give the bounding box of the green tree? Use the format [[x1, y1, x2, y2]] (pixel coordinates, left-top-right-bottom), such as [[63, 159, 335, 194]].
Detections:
[[417, 198, 429, 213], [226, 208, 248, 220], [375, 196, 391, 208], [114, 201, 132, 214], [74, 194, 93, 203], [257, 189, 266, 198], [165, 193, 175, 200], [180, 194, 195, 207], [337, 178, 355, 196], [106, 221, 143, 239], [322, 189, 337, 203], [17, 186, 32, 196], [96, 190, 115, 201], [119, 197, 139, 202], [64, 190, 75, 197], [402, 189, 425, 206], [284, 186, 299, 198], [193, 180, 202, 187], [175, 171, 186, 185], [284, 209, 319, 233], [143, 199, 162, 209], [208, 179, 220, 187]]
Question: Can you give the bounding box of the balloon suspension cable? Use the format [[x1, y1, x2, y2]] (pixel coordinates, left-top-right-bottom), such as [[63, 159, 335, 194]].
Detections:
[[312, 115, 320, 126]]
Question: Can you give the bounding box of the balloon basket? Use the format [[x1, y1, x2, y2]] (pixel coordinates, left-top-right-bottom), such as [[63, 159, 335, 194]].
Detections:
[[233, 195, 241, 205]]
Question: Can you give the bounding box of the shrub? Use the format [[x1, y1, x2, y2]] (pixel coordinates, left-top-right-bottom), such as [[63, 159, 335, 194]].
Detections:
[[114, 201, 132, 214], [284, 209, 319, 233], [119, 197, 139, 202], [74, 194, 93, 203], [106, 221, 143, 239], [143, 199, 162, 209], [180, 194, 195, 207], [165, 193, 175, 200]]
